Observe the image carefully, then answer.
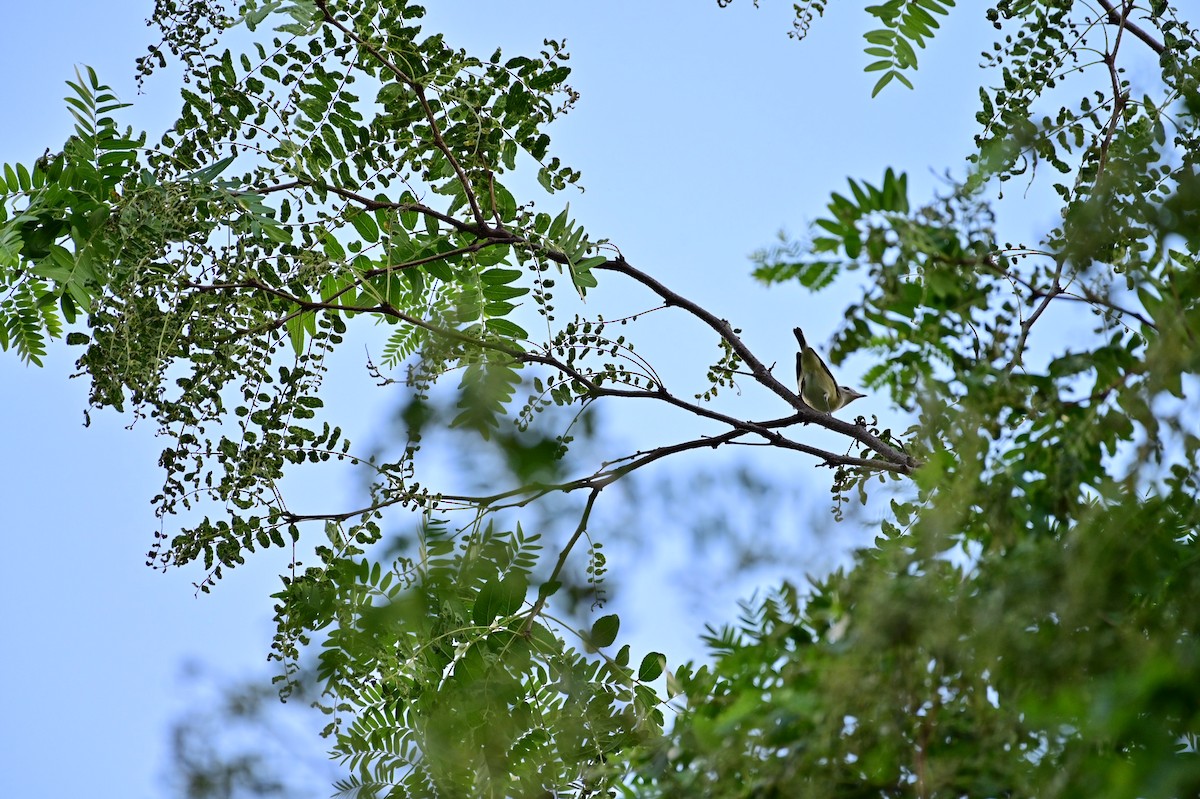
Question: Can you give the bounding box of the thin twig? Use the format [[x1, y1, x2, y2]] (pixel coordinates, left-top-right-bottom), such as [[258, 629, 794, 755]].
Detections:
[[522, 488, 601, 637], [315, 0, 488, 225], [1096, 1, 1131, 181], [1006, 261, 1064, 374]]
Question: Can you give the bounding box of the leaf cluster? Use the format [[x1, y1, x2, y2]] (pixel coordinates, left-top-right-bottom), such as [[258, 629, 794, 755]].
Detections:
[[270, 516, 665, 798], [0, 67, 142, 364]]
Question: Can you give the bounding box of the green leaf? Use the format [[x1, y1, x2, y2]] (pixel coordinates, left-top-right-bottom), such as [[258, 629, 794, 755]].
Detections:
[[638, 651, 666, 681], [482, 284, 528, 302], [322, 231, 346, 261], [348, 209, 379, 242], [490, 181, 518, 221], [590, 613, 619, 648], [485, 318, 529, 339], [480, 268, 522, 285], [485, 300, 516, 316], [907, 5, 940, 30], [548, 206, 569, 239], [872, 70, 897, 97], [844, 229, 863, 259], [184, 155, 237, 183], [535, 580, 562, 601], [286, 311, 309, 355], [892, 35, 918, 67], [815, 217, 847, 236], [472, 572, 528, 626]]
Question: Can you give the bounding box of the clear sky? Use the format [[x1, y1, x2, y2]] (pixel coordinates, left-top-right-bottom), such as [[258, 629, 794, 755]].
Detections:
[[1, 3, 1009, 796]]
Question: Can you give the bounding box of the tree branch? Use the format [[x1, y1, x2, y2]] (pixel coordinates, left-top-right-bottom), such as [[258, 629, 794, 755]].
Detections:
[[1006, 262, 1064, 374], [1095, 0, 1165, 55], [249, 179, 918, 471], [597, 257, 918, 469], [186, 274, 915, 476], [1096, 1, 1132, 182]]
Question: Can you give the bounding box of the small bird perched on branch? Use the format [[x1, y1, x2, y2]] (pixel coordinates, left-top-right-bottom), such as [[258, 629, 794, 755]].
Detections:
[[794, 327, 865, 413]]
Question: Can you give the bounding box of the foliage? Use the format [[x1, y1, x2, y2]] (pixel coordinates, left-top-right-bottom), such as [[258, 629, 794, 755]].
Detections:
[[6, 1, 1200, 797], [0, 66, 142, 364], [862, 0, 956, 96]]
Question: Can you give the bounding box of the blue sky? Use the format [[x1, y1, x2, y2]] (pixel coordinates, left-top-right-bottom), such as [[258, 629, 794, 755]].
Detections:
[[1, 3, 1008, 796]]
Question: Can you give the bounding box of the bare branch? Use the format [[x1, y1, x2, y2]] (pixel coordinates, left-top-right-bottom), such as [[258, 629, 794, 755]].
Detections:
[[597, 257, 918, 469], [522, 488, 600, 637], [1006, 262, 1064, 374], [1095, 0, 1166, 55], [1096, 1, 1132, 181]]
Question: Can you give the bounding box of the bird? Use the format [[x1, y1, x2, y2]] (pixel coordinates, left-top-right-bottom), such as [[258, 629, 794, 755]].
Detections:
[[794, 327, 865, 413]]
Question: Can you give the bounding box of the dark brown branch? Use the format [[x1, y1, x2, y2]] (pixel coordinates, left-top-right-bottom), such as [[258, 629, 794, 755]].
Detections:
[[597, 257, 918, 469], [985, 255, 1155, 331], [516, 416, 907, 636], [443, 428, 756, 511], [189, 249, 920, 487], [299, 412, 910, 525], [1095, 0, 1165, 55], [598, 258, 796, 404], [1096, 1, 1132, 182], [447, 414, 910, 511], [186, 276, 911, 475], [254, 188, 917, 464], [175, 272, 915, 535], [1061, 285, 1156, 330], [269, 412, 906, 530]]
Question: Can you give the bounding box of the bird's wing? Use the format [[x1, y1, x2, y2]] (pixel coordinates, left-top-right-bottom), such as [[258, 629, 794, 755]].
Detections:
[[803, 346, 839, 391]]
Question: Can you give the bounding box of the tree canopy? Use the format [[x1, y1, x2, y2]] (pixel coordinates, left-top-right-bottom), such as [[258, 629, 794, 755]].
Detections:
[[5, 0, 1200, 796]]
